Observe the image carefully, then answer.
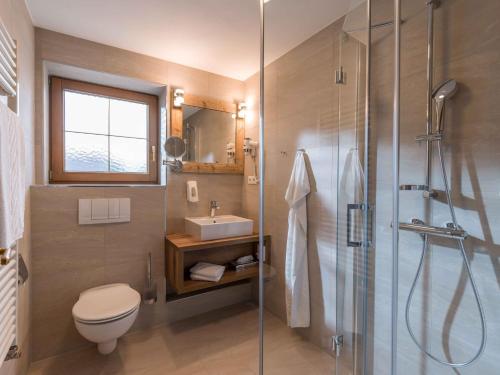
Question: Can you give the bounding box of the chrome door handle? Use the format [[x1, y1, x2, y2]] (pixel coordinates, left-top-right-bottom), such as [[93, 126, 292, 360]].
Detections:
[[347, 203, 363, 247]]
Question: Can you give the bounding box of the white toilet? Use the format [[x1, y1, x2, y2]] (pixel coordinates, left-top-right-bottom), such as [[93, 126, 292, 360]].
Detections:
[[72, 283, 141, 354]]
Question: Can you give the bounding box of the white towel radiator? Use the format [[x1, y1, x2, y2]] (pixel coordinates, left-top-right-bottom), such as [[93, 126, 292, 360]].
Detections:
[[0, 15, 19, 368], [0, 18, 16, 95], [0, 245, 18, 367]]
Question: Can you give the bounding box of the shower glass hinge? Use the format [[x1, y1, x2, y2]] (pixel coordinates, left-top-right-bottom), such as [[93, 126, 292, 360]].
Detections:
[[335, 67, 346, 84], [333, 335, 344, 357], [5, 345, 21, 361]]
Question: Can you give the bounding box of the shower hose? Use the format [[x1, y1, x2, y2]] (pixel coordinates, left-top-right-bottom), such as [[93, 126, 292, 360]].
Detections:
[[405, 139, 487, 368]]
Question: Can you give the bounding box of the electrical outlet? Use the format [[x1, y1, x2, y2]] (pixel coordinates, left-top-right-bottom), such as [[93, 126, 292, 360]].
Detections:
[[247, 176, 258, 185]]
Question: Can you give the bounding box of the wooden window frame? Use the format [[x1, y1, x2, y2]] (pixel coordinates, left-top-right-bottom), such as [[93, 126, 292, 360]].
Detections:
[[50, 77, 159, 184]]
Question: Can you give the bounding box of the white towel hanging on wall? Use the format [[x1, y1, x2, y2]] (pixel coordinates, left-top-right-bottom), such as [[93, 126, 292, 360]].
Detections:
[[0, 101, 25, 249], [284, 150, 311, 328]]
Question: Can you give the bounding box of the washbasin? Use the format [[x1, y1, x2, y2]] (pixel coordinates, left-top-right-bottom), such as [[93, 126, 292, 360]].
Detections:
[[185, 215, 254, 241]]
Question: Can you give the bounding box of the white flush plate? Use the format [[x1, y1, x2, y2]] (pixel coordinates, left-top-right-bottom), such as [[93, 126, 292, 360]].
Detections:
[[79, 198, 130, 225]]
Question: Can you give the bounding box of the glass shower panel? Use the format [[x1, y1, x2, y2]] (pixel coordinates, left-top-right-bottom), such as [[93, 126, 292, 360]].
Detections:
[[260, 1, 346, 374]]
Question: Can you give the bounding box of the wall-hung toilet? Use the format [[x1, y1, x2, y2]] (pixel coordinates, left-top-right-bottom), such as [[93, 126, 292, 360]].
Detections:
[[72, 283, 140, 354]]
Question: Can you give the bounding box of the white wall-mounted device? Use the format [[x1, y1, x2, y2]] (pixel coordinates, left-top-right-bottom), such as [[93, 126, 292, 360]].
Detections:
[[186, 180, 199, 203], [243, 137, 259, 184], [243, 137, 258, 157], [79, 198, 131, 225]]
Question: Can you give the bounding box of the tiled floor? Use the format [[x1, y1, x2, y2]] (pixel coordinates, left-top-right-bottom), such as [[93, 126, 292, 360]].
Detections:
[[28, 303, 335, 375]]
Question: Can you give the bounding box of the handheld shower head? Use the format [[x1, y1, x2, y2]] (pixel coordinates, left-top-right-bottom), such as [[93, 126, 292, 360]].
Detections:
[[433, 79, 458, 102], [432, 79, 458, 133]]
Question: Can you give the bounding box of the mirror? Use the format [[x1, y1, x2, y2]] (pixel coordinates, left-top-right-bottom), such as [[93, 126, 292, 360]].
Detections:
[[170, 89, 244, 174], [165, 136, 186, 158], [164, 136, 185, 172], [182, 105, 236, 164]]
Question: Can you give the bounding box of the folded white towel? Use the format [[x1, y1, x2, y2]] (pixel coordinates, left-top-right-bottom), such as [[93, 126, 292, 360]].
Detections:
[[190, 262, 225, 281], [190, 273, 223, 282], [0, 102, 25, 249]]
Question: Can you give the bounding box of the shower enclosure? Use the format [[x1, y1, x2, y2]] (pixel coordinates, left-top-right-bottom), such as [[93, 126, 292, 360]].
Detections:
[[258, 0, 499, 374]]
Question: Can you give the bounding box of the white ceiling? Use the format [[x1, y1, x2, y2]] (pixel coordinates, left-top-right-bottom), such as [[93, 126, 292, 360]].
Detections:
[[26, 0, 355, 81]]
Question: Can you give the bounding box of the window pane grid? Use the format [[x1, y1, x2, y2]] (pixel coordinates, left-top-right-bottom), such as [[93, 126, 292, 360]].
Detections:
[[64, 130, 147, 141], [63, 89, 149, 174]]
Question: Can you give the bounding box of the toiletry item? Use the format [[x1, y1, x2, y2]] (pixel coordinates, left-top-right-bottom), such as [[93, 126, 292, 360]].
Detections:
[[186, 180, 199, 203], [229, 255, 258, 272], [235, 255, 254, 265], [229, 260, 259, 272]]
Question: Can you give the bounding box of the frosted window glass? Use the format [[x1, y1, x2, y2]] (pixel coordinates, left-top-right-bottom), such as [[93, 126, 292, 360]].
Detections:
[[65, 132, 109, 172], [110, 99, 148, 138], [110, 137, 147, 173], [64, 91, 109, 135], [62, 90, 150, 175]]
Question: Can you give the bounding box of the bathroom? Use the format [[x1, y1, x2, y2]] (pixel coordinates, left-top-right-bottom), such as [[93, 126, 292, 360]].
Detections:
[[0, 0, 498, 374]]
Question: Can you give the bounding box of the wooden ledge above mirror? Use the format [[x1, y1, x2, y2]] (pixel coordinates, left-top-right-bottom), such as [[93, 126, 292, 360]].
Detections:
[[170, 88, 245, 174]]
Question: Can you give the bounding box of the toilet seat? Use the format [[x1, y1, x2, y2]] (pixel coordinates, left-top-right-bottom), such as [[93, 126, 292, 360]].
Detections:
[[72, 283, 141, 324], [74, 305, 139, 325]]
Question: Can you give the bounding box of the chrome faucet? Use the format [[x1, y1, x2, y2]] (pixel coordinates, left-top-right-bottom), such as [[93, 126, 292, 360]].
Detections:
[[209, 200, 220, 218]]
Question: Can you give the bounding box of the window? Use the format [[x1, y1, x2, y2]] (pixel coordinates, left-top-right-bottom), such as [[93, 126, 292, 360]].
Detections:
[[50, 77, 159, 183]]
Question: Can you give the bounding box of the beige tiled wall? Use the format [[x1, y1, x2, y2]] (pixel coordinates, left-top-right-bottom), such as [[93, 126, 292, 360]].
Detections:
[[31, 187, 165, 360], [30, 186, 249, 361], [30, 30, 248, 361], [0, 1, 34, 375]]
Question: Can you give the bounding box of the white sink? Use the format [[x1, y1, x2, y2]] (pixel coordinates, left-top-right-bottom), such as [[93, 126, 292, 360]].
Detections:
[[185, 215, 254, 241]]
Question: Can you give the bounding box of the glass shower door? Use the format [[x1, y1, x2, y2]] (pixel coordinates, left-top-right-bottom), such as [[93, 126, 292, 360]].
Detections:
[[335, 2, 371, 375]]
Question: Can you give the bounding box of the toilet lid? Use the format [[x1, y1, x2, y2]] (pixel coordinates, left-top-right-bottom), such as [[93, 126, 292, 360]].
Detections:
[[72, 283, 140, 322]]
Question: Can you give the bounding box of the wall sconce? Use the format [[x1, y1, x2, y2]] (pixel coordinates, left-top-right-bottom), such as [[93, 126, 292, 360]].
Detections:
[[173, 88, 184, 108], [237, 102, 247, 119]]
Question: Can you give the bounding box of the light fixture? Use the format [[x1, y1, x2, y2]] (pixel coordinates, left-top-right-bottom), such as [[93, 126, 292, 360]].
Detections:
[[237, 102, 247, 119], [173, 88, 184, 108]]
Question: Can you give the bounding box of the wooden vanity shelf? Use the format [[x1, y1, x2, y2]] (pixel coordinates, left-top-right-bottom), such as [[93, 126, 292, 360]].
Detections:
[[165, 234, 271, 295]]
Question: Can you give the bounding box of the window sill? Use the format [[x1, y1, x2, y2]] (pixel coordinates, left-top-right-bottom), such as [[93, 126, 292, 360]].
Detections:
[[38, 184, 166, 188]]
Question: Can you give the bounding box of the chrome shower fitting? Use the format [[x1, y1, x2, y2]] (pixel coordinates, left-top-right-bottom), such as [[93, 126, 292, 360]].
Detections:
[[432, 79, 458, 134], [402, 78, 487, 367]]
